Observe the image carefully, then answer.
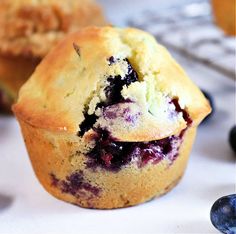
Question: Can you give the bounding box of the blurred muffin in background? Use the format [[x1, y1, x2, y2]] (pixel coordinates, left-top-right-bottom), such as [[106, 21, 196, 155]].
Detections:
[[0, 0, 106, 112], [211, 0, 236, 36]]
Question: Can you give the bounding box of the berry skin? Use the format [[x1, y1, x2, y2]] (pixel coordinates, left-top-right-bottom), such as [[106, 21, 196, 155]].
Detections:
[[201, 89, 214, 122], [229, 126, 236, 153], [210, 194, 236, 234]]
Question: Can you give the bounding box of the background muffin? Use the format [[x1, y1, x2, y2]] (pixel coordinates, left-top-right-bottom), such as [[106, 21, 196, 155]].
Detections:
[[13, 26, 211, 209], [0, 0, 106, 112], [211, 0, 236, 36]]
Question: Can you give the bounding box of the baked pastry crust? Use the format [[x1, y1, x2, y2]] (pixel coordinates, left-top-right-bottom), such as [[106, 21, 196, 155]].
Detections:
[[13, 26, 211, 209], [18, 118, 196, 209], [0, 0, 106, 58], [13, 27, 211, 142]]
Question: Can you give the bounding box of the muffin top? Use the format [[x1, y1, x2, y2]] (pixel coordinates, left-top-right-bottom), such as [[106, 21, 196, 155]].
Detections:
[[0, 0, 105, 58], [13, 26, 211, 142]]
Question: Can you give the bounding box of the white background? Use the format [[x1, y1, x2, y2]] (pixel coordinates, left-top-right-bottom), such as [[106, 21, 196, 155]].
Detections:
[[0, 0, 235, 233]]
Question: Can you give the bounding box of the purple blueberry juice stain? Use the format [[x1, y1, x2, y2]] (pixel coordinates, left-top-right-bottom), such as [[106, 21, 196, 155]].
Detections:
[[50, 171, 100, 198], [86, 128, 184, 172], [170, 98, 192, 126], [61, 172, 100, 196], [102, 103, 141, 124], [124, 111, 141, 124], [123, 107, 137, 123], [103, 107, 117, 120], [78, 57, 138, 137], [50, 173, 59, 187]]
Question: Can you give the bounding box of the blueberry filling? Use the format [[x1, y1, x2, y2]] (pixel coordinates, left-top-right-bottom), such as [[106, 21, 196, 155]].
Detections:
[[78, 112, 97, 137], [50, 171, 100, 197], [85, 97, 192, 172], [170, 98, 192, 126], [86, 128, 184, 172], [104, 58, 138, 106], [78, 57, 138, 136], [77, 57, 192, 172]]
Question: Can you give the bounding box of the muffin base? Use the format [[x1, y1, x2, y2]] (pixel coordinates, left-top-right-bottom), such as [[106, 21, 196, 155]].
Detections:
[[18, 118, 196, 209]]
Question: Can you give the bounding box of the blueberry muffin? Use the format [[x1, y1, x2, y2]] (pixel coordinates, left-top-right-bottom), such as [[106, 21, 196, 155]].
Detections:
[[0, 0, 106, 112], [211, 0, 236, 36], [13, 27, 211, 209], [0, 55, 39, 112]]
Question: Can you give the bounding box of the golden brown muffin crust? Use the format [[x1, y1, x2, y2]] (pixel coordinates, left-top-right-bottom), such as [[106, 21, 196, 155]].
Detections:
[[17, 117, 196, 209]]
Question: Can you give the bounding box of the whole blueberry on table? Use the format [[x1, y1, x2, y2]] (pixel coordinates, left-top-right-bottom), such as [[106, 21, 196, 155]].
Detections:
[[210, 194, 236, 234], [201, 89, 214, 123], [229, 126, 236, 153]]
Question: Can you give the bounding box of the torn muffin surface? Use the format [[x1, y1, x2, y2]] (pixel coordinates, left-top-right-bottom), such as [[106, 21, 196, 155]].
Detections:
[[85, 128, 186, 172], [77, 70, 193, 171], [13, 26, 211, 142], [12, 26, 211, 208]]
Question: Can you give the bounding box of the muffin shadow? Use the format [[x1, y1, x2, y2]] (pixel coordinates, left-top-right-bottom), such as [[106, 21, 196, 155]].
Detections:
[[0, 115, 14, 142], [199, 183, 235, 202], [0, 193, 13, 212], [198, 138, 235, 163], [173, 219, 216, 233], [197, 112, 235, 163]]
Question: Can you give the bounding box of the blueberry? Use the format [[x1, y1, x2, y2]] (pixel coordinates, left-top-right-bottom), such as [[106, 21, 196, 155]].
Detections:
[[229, 126, 236, 153], [201, 89, 214, 122], [170, 98, 192, 126], [210, 194, 236, 234], [78, 58, 138, 137], [107, 56, 115, 65], [86, 128, 183, 172], [50, 172, 100, 197], [78, 112, 97, 137], [105, 142, 123, 156], [104, 59, 138, 105]]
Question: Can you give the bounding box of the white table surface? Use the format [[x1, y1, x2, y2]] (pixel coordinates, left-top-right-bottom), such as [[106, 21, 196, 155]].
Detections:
[[0, 1, 235, 233]]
